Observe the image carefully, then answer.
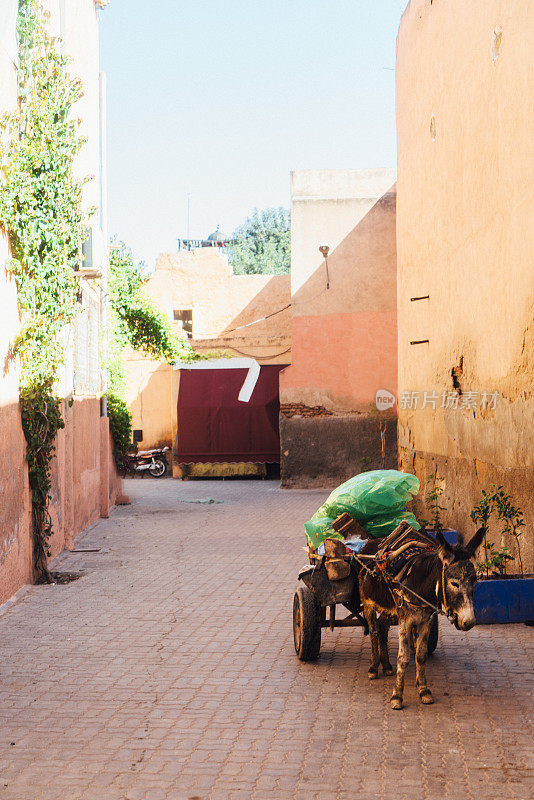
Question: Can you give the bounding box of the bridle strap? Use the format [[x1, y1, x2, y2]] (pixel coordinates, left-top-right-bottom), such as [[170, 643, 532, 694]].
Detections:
[[441, 562, 450, 615]]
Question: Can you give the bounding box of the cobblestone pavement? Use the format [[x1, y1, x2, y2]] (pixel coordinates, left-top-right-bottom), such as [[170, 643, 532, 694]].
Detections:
[[0, 479, 532, 800]]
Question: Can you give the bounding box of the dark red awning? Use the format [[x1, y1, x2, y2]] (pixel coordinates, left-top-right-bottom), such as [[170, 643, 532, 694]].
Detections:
[[176, 365, 286, 464]]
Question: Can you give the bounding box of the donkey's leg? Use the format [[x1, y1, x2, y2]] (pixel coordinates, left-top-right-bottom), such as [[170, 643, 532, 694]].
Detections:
[[415, 620, 434, 705], [391, 616, 411, 710], [364, 603, 381, 679], [378, 621, 394, 676]]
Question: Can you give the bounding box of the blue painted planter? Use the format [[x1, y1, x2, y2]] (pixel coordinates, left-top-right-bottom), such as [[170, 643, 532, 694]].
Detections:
[[425, 529, 459, 546], [474, 577, 534, 624]]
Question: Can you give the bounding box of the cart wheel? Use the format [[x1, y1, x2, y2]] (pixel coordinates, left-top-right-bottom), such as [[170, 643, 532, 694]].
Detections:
[[293, 587, 322, 661], [427, 613, 439, 655]]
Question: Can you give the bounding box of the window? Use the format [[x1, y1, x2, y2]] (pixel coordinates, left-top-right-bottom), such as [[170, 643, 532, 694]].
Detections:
[[74, 291, 100, 395], [82, 228, 93, 268], [173, 309, 193, 338]]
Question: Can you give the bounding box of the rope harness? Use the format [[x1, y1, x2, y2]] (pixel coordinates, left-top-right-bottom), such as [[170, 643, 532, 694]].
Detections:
[[352, 526, 454, 622]]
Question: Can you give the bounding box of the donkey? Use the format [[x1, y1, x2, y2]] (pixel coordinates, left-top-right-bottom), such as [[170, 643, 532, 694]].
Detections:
[[358, 525, 485, 710]]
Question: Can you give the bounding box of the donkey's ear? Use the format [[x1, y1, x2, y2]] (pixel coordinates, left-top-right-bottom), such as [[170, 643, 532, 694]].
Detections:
[[464, 526, 486, 559], [435, 530, 454, 565]]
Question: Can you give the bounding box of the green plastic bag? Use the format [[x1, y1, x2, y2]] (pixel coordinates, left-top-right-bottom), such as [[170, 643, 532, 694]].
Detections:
[[304, 470, 420, 549]]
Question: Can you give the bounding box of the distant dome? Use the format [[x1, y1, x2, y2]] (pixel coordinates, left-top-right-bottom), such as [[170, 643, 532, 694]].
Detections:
[[207, 225, 226, 242]]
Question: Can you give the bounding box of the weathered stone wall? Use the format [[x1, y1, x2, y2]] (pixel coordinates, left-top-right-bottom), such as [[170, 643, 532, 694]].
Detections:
[[396, 0, 534, 570], [280, 415, 397, 489]]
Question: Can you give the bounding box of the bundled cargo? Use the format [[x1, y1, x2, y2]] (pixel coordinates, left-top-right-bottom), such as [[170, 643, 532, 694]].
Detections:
[[304, 469, 420, 549]]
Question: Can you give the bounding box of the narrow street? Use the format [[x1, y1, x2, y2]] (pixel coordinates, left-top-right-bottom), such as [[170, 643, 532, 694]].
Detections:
[[0, 479, 532, 800]]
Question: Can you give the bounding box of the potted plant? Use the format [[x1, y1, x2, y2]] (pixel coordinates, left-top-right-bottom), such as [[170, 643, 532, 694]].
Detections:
[[471, 485, 534, 624]]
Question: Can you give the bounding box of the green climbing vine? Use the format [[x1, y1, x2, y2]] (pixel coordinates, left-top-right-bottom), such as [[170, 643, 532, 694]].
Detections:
[[108, 243, 195, 365], [19, 386, 66, 580], [0, 0, 89, 581]]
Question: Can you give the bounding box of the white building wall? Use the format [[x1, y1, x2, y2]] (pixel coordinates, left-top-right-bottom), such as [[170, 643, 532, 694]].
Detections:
[[0, 3, 21, 409]]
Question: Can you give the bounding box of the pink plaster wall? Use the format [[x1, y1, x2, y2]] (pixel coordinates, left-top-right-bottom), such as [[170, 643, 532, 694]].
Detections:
[[0, 399, 123, 606], [280, 183, 398, 412], [286, 311, 398, 411], [101, 415, 122, 515], [48, 399, 123, 560], [0, 403, 32, 602]]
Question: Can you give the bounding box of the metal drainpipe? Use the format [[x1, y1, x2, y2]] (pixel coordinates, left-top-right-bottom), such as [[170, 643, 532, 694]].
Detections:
[[99, 70, 108, 416]]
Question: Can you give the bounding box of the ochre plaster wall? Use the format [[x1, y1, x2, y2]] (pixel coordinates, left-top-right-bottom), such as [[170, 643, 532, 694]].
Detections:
[[145, 248, 290, 356], [396, 0, 534, 570], [126, 360, 175, 450]]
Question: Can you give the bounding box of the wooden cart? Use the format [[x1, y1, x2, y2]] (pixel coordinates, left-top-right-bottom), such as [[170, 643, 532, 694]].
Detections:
[[293, 544, 439, 661]]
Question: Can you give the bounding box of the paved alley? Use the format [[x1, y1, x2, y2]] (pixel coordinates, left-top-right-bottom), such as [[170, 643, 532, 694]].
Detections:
[[0, 479, 532, 800]]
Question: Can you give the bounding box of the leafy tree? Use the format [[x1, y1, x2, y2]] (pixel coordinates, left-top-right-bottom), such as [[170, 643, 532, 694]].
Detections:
[[229, 207, 290, 275], [470, 484, 524, 577]]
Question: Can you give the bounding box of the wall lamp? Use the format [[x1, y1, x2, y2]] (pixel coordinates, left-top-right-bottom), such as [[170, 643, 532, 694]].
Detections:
[[319, 244, 330, 289]]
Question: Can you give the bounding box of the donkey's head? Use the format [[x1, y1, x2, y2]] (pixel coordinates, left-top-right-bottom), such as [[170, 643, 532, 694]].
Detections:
[[435, 527, 486, 631]]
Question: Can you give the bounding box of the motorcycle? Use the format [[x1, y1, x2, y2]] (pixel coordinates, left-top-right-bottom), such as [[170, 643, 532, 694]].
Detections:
[[123, 446, 170, 478]]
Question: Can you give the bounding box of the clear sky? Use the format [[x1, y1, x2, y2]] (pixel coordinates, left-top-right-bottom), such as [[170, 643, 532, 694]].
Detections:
[[100, 1, 407, 268]]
